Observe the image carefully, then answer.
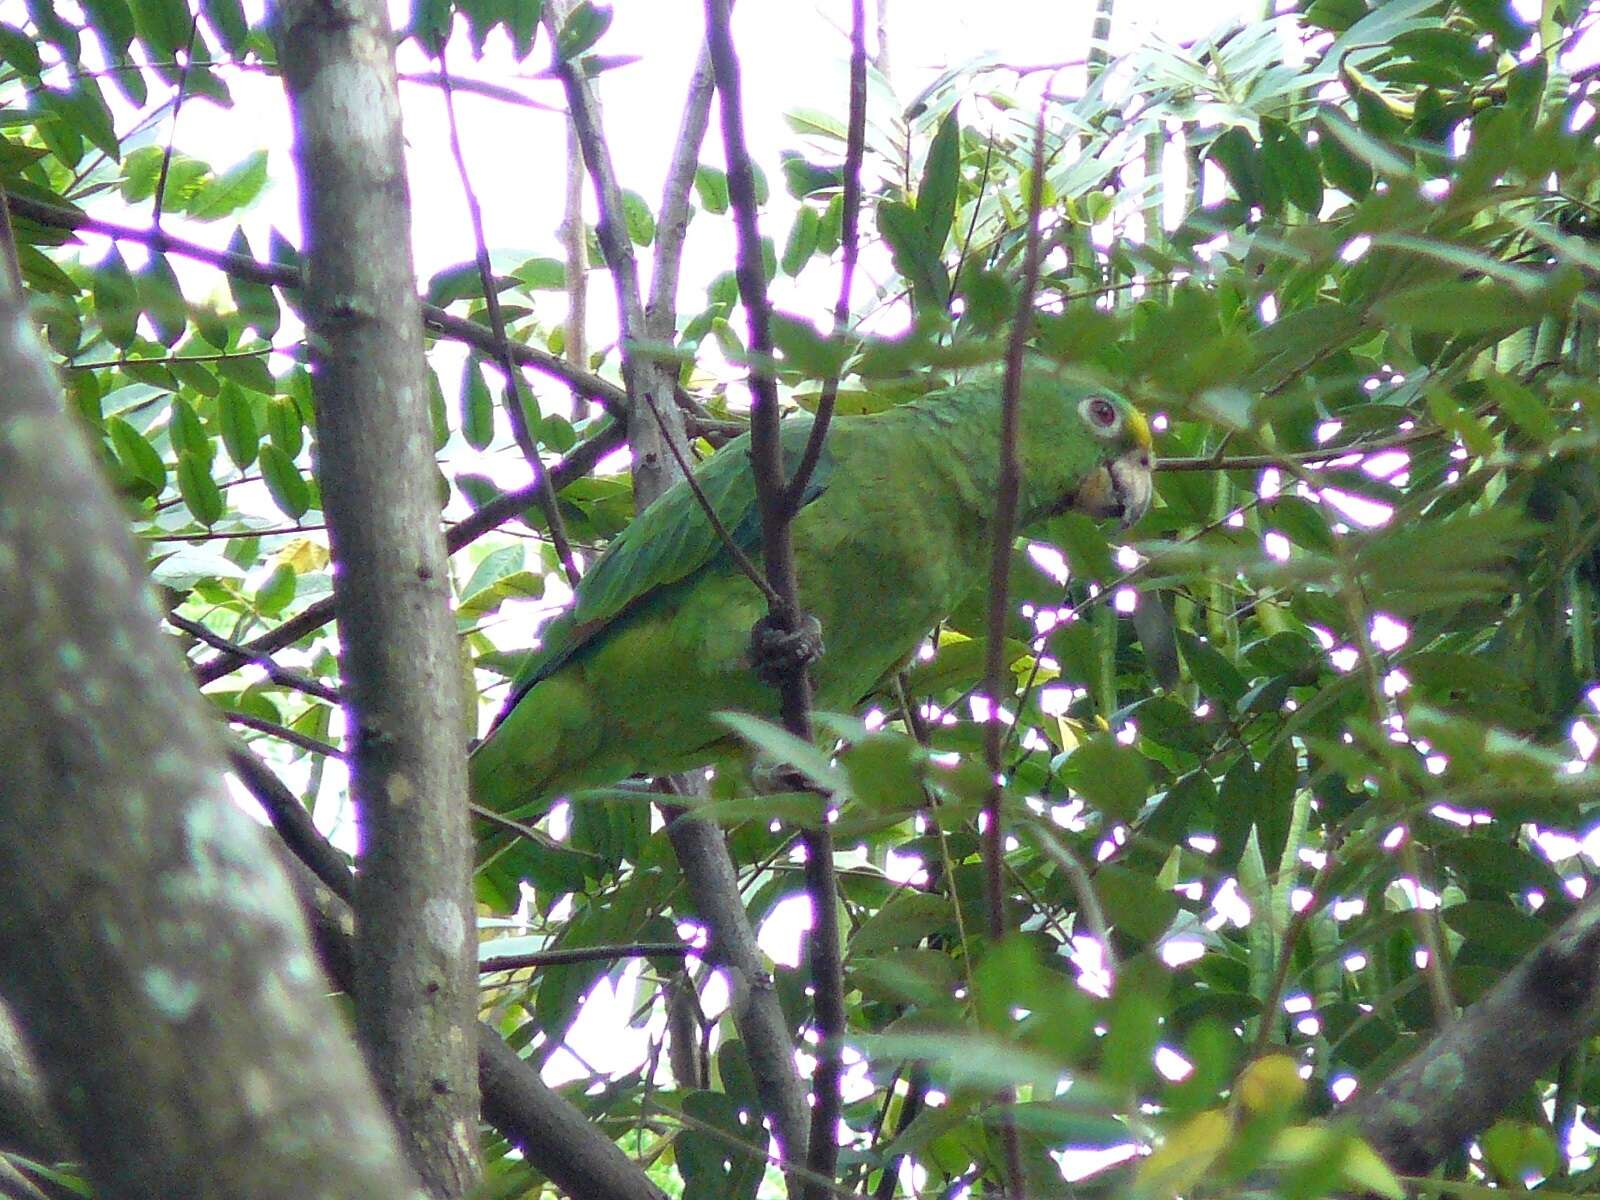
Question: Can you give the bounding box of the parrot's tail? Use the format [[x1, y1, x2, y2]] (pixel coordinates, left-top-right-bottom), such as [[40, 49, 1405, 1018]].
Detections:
[[469, 673, 604, 910]]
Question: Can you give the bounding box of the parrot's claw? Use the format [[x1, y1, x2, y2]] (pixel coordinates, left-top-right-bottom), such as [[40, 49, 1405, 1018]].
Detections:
[[750, 759, 813, 795], [748, 612, 824, 688]]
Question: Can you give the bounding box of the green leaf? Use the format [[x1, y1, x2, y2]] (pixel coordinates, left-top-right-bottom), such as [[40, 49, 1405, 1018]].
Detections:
[[694, 164, 729, 214], [136, 253, 187, 347], [715, 711, 845, 794], [130, 0, 192, 55], [1095, 865, 1179, 944], [917, 106, 961, 253], [255, 562, 296, 616], [176, 451, 224, 526], [227, 228, 281, 339], [956, 267, 1013, 335], [187, 150, 268, 221], [426, 262, 487, 307], [169, 396, 211, 463], [780, 205, 820, 277], [107, 416, 166, 493], [1321, 108, 1412, 178], [512, 256, 565, 290], [46, 82, 120, 161], [555, 1, 611, 61], [1260, 117, 1322, 214], [266, 396, 304, 458], [620, 188, 654, 246], [769, 311, 847, 377], [878, 198, 948, 311], [852, 892, 951, 954], [1059, 736, 1148, 822], [1440, 901, 1548, 958], [93, 248, 140, 348], [1207, 126, 1264, 210], [199, 0, 250, 54], [218, 383, 260, 470], [259, 443, 311, 518], [82, 0, 137, 52], [1480, 1120, 1559, 1185], [0, 24, 42, 75], [1177, 632, 1248, 705], [461, 357, 495, 450]]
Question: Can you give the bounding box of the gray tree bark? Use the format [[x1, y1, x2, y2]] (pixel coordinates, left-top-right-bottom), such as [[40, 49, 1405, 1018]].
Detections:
[[1348, 896, 1600, 1176], [276, 1, 480, 1194], [0, 285, 421, 1198]]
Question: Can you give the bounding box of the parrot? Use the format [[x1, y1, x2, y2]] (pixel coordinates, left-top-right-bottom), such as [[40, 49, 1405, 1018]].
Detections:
[[470, 363, 1154, 902]]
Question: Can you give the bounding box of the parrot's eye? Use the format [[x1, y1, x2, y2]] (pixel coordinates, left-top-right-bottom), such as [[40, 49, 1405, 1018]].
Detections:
[[1081, 396, 1120, 432]]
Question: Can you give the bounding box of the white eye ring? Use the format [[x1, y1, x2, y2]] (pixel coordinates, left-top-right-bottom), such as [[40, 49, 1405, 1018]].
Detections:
[[1080, 395, 1121, 433]]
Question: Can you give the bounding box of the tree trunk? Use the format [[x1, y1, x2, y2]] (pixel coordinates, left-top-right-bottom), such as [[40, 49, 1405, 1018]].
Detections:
[[0, 280, 420, 1199], [276, 1, 480, 1194]]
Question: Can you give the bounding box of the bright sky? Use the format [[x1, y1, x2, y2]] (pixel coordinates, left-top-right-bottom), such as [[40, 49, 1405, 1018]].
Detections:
[[155, 0, 1266, 333]]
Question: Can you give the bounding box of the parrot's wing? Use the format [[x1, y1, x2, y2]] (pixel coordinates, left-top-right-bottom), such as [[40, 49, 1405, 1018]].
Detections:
[[494, 418, 835, 717]]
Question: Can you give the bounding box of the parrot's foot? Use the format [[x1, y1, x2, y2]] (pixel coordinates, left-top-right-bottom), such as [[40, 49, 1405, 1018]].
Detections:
[[748, 612, 824, 688], [750, 759, 814, 795]]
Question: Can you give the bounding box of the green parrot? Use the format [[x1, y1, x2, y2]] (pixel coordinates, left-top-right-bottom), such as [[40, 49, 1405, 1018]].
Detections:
[[471, 363, 1154, 900]]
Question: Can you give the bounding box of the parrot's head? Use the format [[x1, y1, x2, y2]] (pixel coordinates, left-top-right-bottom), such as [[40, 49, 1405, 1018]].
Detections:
[[1020, 371, 1155, 530]]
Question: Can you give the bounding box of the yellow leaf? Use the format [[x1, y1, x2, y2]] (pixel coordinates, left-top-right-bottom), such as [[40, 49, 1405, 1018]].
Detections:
[[276, 536, 329, 574], [1236, 1054, 1305, 1114], [1136, 1109, 1231, 1199], [1271, 1125, 1405, 1200], [1339, 1136, 1406, 1199]]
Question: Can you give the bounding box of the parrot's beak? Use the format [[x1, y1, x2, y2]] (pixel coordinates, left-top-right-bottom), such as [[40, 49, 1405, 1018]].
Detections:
[[1109, 446, 1154, 529], [1073, 447, 1155, 529]]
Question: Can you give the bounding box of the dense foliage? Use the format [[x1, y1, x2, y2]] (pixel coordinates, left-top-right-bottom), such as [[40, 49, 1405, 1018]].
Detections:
[[5, 0, 1600, 1196]]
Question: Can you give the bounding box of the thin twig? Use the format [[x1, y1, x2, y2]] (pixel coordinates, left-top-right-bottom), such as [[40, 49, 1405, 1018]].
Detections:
[[481, 942, 693, 973], [224, 710, 342, 759], [641, 391, 779, 605], [6, 193, 633, 418], [150, 12, 200, 229], [980, 103, 1048, 1200], [438, 53, 582, 587], [169, 612, 340, 703], [784, 0, 867, 517], [226, 743, 352, 902], [1019, 815, 1116, 978], [704, 2, 843, 1192], [646, 43, 718, 339], [191, 420, 624, 686]]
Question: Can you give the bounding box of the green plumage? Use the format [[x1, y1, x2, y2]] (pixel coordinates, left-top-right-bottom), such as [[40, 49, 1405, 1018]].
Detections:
[[472, 364, 1153, 902]]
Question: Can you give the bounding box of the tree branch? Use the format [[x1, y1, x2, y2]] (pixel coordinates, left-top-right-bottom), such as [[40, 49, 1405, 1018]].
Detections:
[[703, 2, 843, 1192], [543, 1, 688, 505], [5, 192, 632, 418], [785, 0, 867, 517], [236, 741, 670, 1200], [1347, 896, 1600, 1176], [285, 858, 670, 1200], [278, 2, 479, 1189], [190, 418, 625, 687], [169, 612, 339, 702], [980, 104, 1049, 1200], [438, 54, 581, 587], [0, 221, 420, 1200], [544, 0, 812, 1172], [481, 942, 692, 972]]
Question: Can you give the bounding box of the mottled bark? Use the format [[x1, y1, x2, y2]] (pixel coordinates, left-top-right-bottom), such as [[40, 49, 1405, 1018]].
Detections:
[[0, 292, 420, 1198], [1347, 896, 1600, 1176], [276, 1, 480, 1193]]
